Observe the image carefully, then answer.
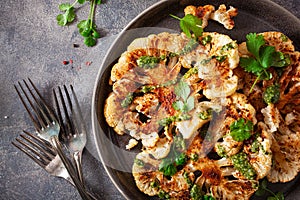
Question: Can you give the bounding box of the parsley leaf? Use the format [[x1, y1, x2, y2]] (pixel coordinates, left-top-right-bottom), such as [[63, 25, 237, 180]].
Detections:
[[240, 33, 290, 93], [159, 158, 177, 177], [57, 3, 76, 26], [246, 33, 265, 59], [173, 81, 194, 113], [175, 81, 190, 102], [170, 14, 203, 38], [230, 118, 253, 142]]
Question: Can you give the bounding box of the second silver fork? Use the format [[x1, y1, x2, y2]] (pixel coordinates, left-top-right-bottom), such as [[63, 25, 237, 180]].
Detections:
[[53, 85, 87, 186]]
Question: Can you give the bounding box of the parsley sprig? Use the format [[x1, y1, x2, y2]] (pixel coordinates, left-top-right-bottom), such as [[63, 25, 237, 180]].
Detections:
[[56, 0, 101, 47], [255, 179, 285, 200], [240, 33, 290, 92], [170, 14, 203, 39]]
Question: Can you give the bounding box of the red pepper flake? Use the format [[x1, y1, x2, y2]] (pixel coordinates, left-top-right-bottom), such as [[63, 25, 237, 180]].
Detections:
[[69, 59, 73, 64], [85, 61, 92, 66], [62, 60, 69, 65]]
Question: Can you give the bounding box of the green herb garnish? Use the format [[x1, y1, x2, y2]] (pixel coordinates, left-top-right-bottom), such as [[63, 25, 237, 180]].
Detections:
[[170, 14, 203, 39], [158, 190, 170, 199], [57, 0, 101, 47], [77, 0, 101, 47], [173, 81, 194, 113], [137, 55, 161, 69], [231, 152, 256, 180], [190, 184, 203, 200], [198, 108, 212, 120], [202, 35, 212, 46], [121, 92, 134, 108], [240, 33, 290, 93], [263, 84, 280, 104], [229, 118, 253, 142], [183, 67, 198, 79], [56, 1, 80, 26], [159, 158, 177, 177], [255, 179, 285, 200], [180, 38, 199, 55], [134, 158, 144, 167], [190, 153, 199, 162]]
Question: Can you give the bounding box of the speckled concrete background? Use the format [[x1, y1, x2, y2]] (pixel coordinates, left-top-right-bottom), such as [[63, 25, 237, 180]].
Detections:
[[0, 0, 299, 199]]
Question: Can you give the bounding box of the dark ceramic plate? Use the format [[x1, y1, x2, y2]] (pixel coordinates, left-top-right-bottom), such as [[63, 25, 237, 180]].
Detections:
[[91, 0, 300, 199]]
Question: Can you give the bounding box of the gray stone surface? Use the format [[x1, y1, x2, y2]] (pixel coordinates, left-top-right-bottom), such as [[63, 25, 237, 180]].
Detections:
[[0, 0, 299, 200]]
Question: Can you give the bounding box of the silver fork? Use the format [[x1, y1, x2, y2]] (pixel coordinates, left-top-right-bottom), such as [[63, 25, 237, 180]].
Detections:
[[12, 130, 97, 200], [53, 85, 87, 185], [14, 78, 92, 200]]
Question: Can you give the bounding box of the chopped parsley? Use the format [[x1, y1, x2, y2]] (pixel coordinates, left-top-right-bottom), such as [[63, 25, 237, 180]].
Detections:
[[202, 35, 212, 46], [190, 184, 203, 200], [159, 135, 187, 177], [134, 158, 144, 167], [190, 153, 199, 162], [183, 67, 198, 79], [137, 55, 161, 69], [180, 38, 200, 55], [263, 84, 280, 104], [121, 92, 134, 108], [198, 108, 213, 120], [231, 152, 256, 180]]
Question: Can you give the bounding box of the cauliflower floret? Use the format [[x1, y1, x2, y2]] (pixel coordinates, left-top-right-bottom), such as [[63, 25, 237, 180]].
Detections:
[[215, 135, 243, 157], [210, 4, 238, 30], [144, 137, 172, 159], [103, 93, 126, 135], [132, 152, 161, 196], [210, 179, 258, 200], [126, 138, 138, 150], [266, 109, 300, 183], [247, 122, 273, 179], [184, 5, 215, 28], [261, 104, 280, 133], [184, 4, 237, 30], [176, 101, 217, 139]]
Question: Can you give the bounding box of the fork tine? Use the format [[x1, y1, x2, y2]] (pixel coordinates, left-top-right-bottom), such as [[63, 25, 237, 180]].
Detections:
[[59, 86, 75, 135], [27, 78, 58, 124], [21, 130, 57, 158], [69, 85, 86, 135], [53, 86, 72, 139], [14, 78, 58, 132], [14, 81, 41, 132], [12, 132, 54, 168]]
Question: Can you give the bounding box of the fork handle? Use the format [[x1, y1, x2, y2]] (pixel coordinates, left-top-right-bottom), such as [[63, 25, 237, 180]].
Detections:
[[51, 136, 92, 200]]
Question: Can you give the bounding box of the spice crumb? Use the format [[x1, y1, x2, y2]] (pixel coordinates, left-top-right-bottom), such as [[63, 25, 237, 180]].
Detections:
[[73, 44, 80, 48], [62, 60, 69, 65], [85, 61, 92, 66]]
